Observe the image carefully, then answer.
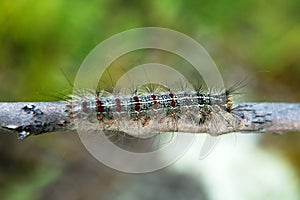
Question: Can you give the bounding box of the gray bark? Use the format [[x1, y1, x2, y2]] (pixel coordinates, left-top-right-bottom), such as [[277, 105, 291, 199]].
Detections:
[[0, 102, 70, 139]]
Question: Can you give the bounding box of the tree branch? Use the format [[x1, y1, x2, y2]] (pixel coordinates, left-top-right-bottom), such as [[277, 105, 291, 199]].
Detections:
[[232, 102, 300, 134], [0, 102, 70, 139], [0, 102, 299, 139]]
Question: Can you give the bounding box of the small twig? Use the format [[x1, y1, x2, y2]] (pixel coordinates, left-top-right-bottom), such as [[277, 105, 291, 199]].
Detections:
[[0, 102, 70, 139], [232, 102, 300, 134], [0, 102, 299, 139]]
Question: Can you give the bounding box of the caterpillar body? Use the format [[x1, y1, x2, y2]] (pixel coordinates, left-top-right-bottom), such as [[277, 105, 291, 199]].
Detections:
[[70, 86, 240, 138]]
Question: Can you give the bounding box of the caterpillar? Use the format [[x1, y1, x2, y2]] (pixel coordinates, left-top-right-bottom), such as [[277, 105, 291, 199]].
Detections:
[[69, 83, 240, 139]]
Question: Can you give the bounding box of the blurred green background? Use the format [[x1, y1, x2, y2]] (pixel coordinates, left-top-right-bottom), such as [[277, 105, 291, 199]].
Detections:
[[0, 0, 300, 200]]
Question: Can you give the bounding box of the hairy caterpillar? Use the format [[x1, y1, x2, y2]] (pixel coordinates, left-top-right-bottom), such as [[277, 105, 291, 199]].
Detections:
[[69, 83, 240, 140]]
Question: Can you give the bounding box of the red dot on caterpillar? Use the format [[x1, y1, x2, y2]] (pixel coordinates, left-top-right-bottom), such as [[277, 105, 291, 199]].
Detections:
[[81, 101, 87, 108], [151, 94, 159, 108], [81, 101, 89, 113], [115, 98, 121, 112], [133, 96, 139, 102], [96, 99, 102, 112], [115, 98, 121, 104], [134, 104, 141, 111], [171, 100, 176, 107]]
